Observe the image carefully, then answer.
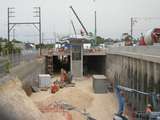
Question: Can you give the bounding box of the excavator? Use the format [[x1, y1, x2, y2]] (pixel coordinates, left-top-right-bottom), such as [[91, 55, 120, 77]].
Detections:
[[114, 85, 160, 120]]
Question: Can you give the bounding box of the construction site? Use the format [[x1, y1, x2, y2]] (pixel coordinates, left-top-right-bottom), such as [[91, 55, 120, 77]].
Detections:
[[0, 0, 160, 120]]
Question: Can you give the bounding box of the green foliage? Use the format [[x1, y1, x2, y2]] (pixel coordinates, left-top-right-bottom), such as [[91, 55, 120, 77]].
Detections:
[[0, 37, 22, 55], [12, 39, 22, 43], [4, 60, 11, 73], [45, 44, 55, 48], [36, 43, 55, 49], [4, 41, 14, 54], [0, 37, 7, 42], [96, 36, 105, 45], [0, 43, 2, 53], [2, 47, 8, 55], [13, 47, 21, 54]]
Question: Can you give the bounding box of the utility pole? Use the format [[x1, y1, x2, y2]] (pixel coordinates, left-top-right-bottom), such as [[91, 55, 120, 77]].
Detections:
[[42, 32, 44, 44], [8, 8, 9, 42], [8, 7, 15, 42], [33, 7, 42, 55], [94, 11, 97, 45], [39, 7, 42, 55], [131, 17, 133, 40], [94, 11, 97, 37], [7, 7, 42, 55]]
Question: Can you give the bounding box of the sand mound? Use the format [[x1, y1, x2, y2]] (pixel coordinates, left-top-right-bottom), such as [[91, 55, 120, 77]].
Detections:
[[0, 79, 47, 120], [42, 113, 66, 120], [31, 79, 117, 120], [33, 87, 94, 120]]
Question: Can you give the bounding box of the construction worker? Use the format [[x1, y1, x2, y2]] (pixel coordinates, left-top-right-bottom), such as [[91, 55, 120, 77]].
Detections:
[[51, 82, 59, 93], [60, 68, 68, 82], [145, 104, 152, 113], [116, 86, 126, 116]]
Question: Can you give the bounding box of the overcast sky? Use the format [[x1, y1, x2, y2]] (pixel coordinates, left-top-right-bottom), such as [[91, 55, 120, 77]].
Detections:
[[0, 0, 160, 43]]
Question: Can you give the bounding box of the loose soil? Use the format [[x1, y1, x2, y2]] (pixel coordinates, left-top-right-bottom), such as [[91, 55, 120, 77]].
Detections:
[[31, 76, 118, 120]]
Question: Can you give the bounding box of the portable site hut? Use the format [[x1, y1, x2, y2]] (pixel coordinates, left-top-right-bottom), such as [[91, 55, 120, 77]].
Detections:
[[64, 35, 90, 79]]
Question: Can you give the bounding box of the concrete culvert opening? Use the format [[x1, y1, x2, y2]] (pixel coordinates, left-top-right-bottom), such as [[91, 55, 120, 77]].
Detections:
[[53, 55, 70, 73], [83, 55, 106, 75]]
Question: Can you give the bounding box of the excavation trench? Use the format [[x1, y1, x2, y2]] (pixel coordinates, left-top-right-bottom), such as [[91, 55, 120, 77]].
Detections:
[[0, 76, 117, 120]]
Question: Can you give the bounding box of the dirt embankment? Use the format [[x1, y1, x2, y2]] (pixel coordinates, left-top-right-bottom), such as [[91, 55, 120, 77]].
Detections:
[[0, 77, 118, 120], [0, 79, 46, 120]]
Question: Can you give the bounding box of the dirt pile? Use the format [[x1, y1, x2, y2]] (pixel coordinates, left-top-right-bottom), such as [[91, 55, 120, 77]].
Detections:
[[31, 78, 118, 120], [35, 87, 94, 110], [32, 87, 94, 120], [75, 79, 118, 120], [0, 79, 46, 120]]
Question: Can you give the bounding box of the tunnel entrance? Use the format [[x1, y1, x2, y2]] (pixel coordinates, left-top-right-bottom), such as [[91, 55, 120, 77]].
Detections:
[[47, 55, 106, 76], [53, 55, 70, 73], [83, 55, 106, 75]]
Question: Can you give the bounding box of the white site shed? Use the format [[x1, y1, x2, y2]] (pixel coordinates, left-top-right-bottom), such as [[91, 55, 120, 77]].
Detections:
[[38, 74, 52, 88]]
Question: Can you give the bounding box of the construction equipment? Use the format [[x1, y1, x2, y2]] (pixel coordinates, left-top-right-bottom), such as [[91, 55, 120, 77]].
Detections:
[[115, 85, 160, 120], [139, 28, 160, 45], [69, 6, 88, 36], [71, 20, 77, 36]]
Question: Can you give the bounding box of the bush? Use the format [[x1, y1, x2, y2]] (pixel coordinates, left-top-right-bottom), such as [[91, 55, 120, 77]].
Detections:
[[4, 60, 11, 73]]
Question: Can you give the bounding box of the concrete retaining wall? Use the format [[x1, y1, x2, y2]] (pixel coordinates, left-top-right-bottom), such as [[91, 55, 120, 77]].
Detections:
[[106, 46, 160, 111]]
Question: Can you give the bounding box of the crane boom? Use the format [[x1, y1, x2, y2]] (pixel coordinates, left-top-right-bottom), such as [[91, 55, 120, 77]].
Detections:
[[71, 20, 77, 36], [70, 6, 88, 35]]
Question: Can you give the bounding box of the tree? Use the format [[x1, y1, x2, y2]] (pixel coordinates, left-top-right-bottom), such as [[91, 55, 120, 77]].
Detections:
[[4, 41, 14, 54], [96, 36, 105, 45], [0, 43, 2, 56], [12, 39, 22, 43]]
